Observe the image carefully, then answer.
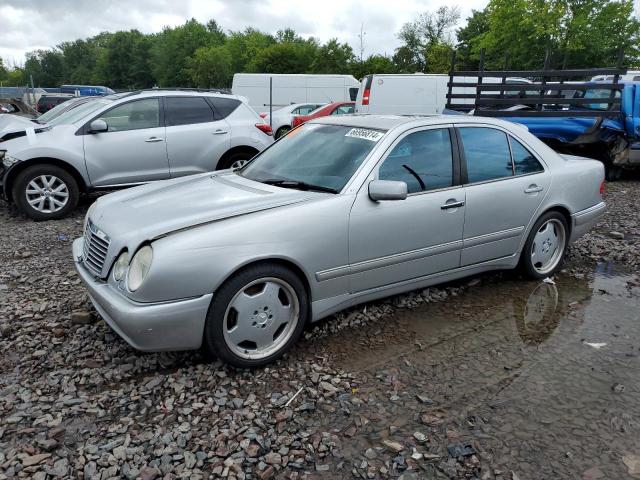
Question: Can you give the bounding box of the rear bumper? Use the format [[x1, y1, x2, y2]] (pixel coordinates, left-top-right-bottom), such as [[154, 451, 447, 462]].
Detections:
[[570, 201, 606, 242], [73, 238, 211, 352]]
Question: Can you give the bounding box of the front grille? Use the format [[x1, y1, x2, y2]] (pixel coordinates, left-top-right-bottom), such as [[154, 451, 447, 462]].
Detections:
[[82, 220, 110, 276]]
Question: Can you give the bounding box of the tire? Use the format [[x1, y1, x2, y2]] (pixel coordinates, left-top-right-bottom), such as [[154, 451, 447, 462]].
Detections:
[[275, 126, 291, 139], [519, 211, 569, 279], [12, 164, 79, 221], [217, 150, 255, 170], [203, 263, 308, 368]]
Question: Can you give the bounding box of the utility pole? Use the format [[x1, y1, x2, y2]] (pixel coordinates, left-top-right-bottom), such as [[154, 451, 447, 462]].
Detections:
[[358, 23, 366, 64]]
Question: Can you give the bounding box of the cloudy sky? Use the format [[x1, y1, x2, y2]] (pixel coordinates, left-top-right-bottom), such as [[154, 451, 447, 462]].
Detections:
[[0, 0, 491, 65]]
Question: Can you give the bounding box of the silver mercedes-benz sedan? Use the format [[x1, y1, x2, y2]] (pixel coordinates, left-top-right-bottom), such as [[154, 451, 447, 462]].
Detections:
[[73, 115, 606, 367]]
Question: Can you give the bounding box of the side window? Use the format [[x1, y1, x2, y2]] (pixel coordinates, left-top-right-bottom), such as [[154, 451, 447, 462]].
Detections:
[[510, 137, 544, 175], [98, 98, 160, 132], [207, 96, 241, 120], [332, 105, 354, 116], [296, 105, 316, 115], [291, 107, 302, 115], [459, 127, 513, 183], [165, 97, 214, 126], [379, 129, 453, 193]]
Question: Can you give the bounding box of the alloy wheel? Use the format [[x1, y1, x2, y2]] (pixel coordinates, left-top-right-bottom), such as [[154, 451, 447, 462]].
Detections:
[[25, 175, 69, 213], [223, 277, 300, 360], [530, 218, 566, 276]]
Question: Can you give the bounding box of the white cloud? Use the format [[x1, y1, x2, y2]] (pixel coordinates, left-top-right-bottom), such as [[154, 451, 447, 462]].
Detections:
[[0, 0, 489, 66]]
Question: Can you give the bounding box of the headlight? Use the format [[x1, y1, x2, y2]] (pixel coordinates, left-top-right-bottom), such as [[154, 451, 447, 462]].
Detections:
[[2, 153, 20, 168], [127, 245, 153, 291], [113, 251, 130, 281]]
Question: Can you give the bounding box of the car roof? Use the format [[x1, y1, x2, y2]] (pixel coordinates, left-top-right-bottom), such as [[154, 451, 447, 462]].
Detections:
[[120, 90, 242, 101], [311, 114, 517, 131]]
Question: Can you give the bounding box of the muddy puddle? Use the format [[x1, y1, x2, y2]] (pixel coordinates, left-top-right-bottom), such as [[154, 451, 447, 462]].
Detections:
[[299, 265, 640, 479]]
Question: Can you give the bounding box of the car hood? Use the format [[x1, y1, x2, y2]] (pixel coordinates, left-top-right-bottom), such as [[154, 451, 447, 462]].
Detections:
[[0, 115, 38, 138], [89, 171, 322, 248]]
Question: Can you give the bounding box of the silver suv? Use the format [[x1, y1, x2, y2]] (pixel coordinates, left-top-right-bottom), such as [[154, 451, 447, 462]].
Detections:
[[0, 90, 274, 220]]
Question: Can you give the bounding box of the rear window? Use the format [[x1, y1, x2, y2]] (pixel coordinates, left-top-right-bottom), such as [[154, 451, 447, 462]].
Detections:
[[207, 96, 241, 120], [165, 97, 214, 126]]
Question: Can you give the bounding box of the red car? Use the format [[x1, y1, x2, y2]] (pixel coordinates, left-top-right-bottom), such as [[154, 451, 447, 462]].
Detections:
[[291, 101, 355, 128]]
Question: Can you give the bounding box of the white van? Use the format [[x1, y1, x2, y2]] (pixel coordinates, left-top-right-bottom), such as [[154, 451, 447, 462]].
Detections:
[[355, 74, 533, 115], [232, 74, 360, 112]]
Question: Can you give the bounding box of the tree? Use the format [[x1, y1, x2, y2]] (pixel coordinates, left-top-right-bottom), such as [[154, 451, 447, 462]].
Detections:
[[92, 30, 153, 88], [311, 39, 355, 74], [471, 0, 640, 69], [150, 19, 213, 86], [456, 9, 490, 69], [225, 28, 276, 73], [187, 45, 233, 87], [350, 54, 398, 78], [24, 49, 65, 86], [252, 42, 316, 73], [394, 6, 461, 72]]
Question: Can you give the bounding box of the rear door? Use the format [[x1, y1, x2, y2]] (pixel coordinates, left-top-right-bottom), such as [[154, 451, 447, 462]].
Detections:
[[458, 126, 550, 265], [83, 97, 169, 186], [164, 96, 231, 177]]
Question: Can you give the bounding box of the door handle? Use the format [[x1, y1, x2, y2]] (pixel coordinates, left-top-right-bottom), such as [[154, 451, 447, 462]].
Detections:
[[213, 129, 229, 135], [524, 184, 543, 194], [145, 137, 163, 143], [441, 200, 465, 210]]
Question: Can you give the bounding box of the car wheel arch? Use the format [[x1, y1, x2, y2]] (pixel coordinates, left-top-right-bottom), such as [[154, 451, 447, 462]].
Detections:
[[5, 158, 87, 202], [517, 204, 573, 259], [211, 257, 313, 314], [216, 146, 260, 170]]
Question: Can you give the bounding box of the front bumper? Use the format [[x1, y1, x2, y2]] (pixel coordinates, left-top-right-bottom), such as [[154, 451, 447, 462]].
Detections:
[[570, 201, 606, 242], [73, 238, 212, 352]]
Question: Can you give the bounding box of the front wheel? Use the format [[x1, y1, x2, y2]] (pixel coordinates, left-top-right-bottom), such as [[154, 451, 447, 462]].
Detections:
[[12, 164, 79, 220], [204, 264, 308, 368], [519, 211, 569, 279], [217, 151, 255, 170]]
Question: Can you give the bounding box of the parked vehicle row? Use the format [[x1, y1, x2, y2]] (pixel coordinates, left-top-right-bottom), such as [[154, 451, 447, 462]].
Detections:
[[0, 90, 273, 220], [72, 114, 606, 367], [291, 101, 355, 127], [260, 102, 325, 138]]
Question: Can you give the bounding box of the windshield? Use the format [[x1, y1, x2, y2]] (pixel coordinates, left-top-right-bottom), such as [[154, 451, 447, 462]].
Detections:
[[240, 123, 385, 192], [46, 98, 111, 126], [37, 98, 83, 123]]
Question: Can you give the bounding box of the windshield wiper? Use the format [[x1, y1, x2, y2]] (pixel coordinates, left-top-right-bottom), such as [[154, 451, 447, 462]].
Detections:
[[261, 179, 338, 194]]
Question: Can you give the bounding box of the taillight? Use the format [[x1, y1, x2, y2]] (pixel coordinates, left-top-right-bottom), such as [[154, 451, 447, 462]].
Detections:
[[600, 180, 606, 196], [259, 113, 267, 118], [362, 88, 370, 105], [255, 123, 273, 136]]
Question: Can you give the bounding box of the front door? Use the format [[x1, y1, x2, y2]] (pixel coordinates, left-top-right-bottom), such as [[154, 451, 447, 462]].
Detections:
[[83, 97, 169, 186], [348, 127, 465, 293], [458, 126, 551, 265]]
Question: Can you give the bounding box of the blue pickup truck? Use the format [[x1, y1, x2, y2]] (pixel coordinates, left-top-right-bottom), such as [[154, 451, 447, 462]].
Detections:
[[444, 65, 639, 179], [502, 83, 640, 178]]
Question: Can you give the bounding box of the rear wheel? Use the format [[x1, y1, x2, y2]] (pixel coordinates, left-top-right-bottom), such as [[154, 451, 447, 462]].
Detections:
[[519, 211, 568, 279], [275, 126, 291, 139], [204, 264, 308, 368], [12, 164, 79, 220], [217, 150, 256, 170]]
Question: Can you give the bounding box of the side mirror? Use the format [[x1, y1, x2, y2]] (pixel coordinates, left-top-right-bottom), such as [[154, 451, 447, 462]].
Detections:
[[368, 180, 408, 201], [89, 119, 108, 133]]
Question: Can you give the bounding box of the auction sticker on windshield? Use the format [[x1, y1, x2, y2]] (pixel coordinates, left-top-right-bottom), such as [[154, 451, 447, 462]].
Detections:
[[345, 128, 384, 142]]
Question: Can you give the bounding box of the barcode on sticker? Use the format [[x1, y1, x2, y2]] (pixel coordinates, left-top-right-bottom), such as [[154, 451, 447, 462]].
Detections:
[[345, 128, 384, 142]]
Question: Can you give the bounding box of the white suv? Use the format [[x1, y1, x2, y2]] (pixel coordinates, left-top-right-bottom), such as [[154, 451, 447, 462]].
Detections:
[[0, 90, 273, 220]]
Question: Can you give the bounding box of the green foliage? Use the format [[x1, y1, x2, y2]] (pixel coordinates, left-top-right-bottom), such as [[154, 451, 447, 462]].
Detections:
[[393, 6, 461, 72], [459, 0, 640, 69], [1, 5, 638, 89], [188, 45, 233, 87], [350, 55, 398, 79], [311, 39, 355, 74]]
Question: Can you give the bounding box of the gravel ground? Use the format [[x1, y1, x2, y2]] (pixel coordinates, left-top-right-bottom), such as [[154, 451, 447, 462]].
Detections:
[[0, 181, 639, 480]]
